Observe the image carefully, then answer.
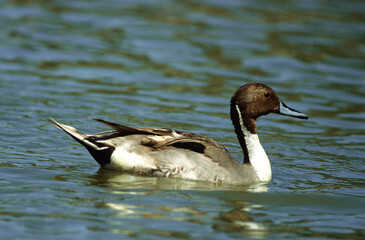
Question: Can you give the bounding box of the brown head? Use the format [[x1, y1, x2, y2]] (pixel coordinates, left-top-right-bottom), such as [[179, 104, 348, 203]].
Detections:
[[232, 83, 280, 121], [230, 82, 308, 134], [230, 82, 308, 163]]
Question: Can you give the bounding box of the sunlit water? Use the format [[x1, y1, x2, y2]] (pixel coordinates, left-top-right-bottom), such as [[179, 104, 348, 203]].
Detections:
[[0, 0, 364, 239]]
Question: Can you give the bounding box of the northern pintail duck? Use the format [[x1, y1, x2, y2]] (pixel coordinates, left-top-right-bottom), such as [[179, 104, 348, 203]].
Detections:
[[49, 83, 308, 185]]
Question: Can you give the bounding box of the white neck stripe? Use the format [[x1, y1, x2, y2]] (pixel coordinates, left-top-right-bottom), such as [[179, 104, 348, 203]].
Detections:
[[235, 104, 245, 135], [235, 104, 272, 182]]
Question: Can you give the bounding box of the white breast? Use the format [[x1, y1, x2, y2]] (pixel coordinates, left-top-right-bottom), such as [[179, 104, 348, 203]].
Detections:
[[242, 128, 272, 182]]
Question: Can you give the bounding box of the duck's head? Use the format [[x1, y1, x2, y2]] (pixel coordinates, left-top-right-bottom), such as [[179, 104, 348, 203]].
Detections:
[[231, 82, 308, 134]]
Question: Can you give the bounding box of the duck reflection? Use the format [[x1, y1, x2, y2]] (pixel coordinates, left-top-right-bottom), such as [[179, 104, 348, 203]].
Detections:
[[86, 168, 268, 238], [213, 199, 269, 238]]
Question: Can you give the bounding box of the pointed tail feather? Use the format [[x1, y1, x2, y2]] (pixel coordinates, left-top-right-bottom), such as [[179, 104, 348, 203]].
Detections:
[[48, 118, 109, 151], [48, 118, 114, 165]]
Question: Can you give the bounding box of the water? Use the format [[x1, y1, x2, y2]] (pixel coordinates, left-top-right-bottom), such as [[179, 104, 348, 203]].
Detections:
[[0, 0, 364, 239]]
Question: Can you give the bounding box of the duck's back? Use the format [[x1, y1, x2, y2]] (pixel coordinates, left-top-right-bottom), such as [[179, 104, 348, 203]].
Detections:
[[101, 129, 244, 183], [107, 131, 261, 184]]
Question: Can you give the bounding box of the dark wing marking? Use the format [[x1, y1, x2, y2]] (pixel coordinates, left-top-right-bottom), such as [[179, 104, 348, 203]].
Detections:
[[155, 138, 206, 154], [170, 141, 206, 154], [171, 142, 205, 154], [161, 136, 236, 167]]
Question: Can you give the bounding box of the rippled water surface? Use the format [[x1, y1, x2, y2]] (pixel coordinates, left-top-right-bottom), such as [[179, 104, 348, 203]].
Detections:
[[1, 0, 364, 239]]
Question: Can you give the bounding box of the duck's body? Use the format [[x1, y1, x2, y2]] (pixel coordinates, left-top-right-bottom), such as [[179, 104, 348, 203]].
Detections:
[[50, 83, 308, 185]]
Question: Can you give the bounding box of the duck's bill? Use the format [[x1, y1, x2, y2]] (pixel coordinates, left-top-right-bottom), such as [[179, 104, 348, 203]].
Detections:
[[277, 100, 308, 119]]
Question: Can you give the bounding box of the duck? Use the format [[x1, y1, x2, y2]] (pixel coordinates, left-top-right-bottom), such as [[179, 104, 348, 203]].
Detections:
[[49, 82, 308, 185]]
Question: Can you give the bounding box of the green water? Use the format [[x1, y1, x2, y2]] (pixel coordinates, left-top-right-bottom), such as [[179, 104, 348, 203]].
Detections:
[[0, 0, 364, 239]]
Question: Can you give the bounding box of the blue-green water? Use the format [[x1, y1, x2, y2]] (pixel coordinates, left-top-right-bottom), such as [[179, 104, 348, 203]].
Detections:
[[1, 0, 364, 239]]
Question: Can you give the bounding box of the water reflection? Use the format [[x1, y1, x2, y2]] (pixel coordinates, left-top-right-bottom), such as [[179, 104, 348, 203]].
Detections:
[[87, 169, 269, 238], [103, 200, 268, 239], [214, 200, 268, 239]]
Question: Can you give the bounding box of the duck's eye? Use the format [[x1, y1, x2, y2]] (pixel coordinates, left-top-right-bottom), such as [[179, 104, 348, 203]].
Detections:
[[264, 92, 270, 98]]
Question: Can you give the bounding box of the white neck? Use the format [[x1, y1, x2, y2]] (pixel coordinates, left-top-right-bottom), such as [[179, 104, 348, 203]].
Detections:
[[235, 105, 272, 182]]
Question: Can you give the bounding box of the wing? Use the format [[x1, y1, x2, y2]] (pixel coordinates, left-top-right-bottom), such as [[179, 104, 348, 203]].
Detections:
[[155, 135, 238, 168], [94, 119, 237, 165]]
